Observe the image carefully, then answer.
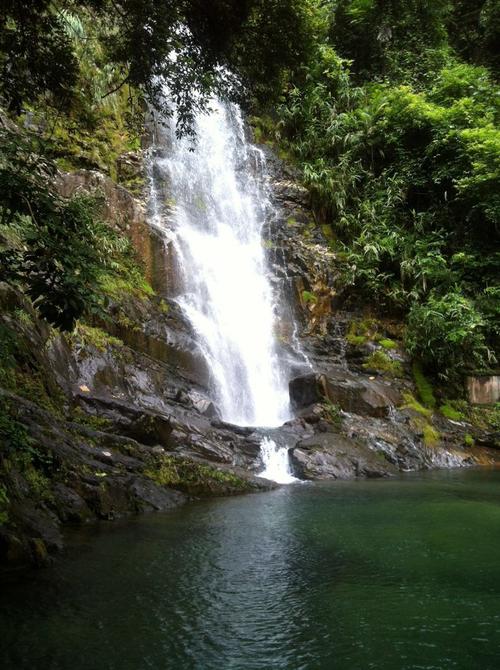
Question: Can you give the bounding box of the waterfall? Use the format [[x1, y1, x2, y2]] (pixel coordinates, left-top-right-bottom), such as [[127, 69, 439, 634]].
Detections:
[[258, 438, 298, 484], [148, 97, 297, 481]]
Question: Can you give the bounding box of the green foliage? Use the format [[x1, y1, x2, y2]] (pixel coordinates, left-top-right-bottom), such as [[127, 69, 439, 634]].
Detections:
[[423, 423, 441, 447], [347, 334, 366, 346], [70, 406, 113, 432], [301, 290, 317, 304], [158, 300, 170, 315], [0, 401, 54, 476], [401, 392, 433, 418], [0, 402, 31, 454], [346, 319, 399, 351], [464, 433, 474, 447], [363, 350, 403, 377], [0, 319, 66, 415], [323, 401, 342, 427], [0, 324, 17, 389], [1, 1, 316, 136], [346, 318, 377, 346], [440, 403, 465, 421], [0, 128, 121, 330], [447, 0, 500, 71], [0, 121, 150, 334], [145, 456, 250, 495], [379, 338, 397, 350], [406, 293, 493, 381], [98, 243, 155, 302], [412, 362, 437, 409], [37, 8, 143, 176], [0, 0, 79, 114], [401, 390, 440, 445], [71, 324, 123, 353], [332, 0, 451, 85], [277, 12, 500, 383], [0, 401, 55, 511], [468, 403, 500, 431], [24, 467, 54, 503]]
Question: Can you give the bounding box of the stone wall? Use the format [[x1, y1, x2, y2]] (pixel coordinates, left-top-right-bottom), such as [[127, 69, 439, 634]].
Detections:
[[467, 375, 500, 404]]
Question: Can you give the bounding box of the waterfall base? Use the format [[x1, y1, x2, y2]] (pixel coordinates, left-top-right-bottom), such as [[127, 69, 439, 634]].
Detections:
[[258, 437, 298, 484]]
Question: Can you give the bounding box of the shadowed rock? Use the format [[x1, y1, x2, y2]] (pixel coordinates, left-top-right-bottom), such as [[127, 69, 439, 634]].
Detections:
[[290, 371, 402, 418]]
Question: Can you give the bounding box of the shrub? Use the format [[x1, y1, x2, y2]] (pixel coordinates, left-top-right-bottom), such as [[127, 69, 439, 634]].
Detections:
[[406, 292, 492, 381], [440, 403, 464, 421], [0, 128, 116, 331], [277, 17, 500, 383], [464, 433, 474, 447]]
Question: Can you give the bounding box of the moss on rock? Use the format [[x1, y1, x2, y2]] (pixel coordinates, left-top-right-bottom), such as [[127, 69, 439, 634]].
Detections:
[[363, 351, 404, 377], [145, 455, 252, 497]]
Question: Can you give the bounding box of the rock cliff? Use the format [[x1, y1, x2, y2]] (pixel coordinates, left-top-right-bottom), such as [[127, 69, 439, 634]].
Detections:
[[1, 143, 498, 571]]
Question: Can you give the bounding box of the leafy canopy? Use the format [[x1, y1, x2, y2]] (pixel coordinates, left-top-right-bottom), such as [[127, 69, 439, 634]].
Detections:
[[275, 0, 499, 383], [0, 0, 316, 132]]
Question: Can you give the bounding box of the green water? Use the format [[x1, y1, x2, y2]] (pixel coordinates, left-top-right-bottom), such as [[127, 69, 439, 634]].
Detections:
[[2, 469, 500, 669]]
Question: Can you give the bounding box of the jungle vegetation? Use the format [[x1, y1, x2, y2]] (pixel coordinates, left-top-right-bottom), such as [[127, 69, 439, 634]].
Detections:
[[0, 0, 498, 386], [273, 0, 499, 384]]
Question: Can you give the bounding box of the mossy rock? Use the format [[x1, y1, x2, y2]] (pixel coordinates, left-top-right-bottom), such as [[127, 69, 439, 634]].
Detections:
[[440, 403, 464, 421], [412, 362, 436, 408], [363, 351, 404, 377], [379, 338, 397, 350], [401, 392, 432, 418], [144, 456, 252, 497]]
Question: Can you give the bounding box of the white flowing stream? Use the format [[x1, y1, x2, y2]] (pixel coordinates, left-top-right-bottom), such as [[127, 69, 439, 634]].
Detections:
[[148, 98, 297, 482]]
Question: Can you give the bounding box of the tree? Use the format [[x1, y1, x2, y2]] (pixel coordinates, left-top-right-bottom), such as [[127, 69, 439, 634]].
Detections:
[[331, 0, 451, 83], [0, 0, 79, 113], [0, 0, 315, 132], [0, 127, 108, 330]]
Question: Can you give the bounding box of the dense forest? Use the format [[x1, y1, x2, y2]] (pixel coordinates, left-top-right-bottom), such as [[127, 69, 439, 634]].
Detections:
[[1, 3, 500, 665], [1, 0, 498, 383], [271, 0, 500, 385], [0, 1, 499, 541]]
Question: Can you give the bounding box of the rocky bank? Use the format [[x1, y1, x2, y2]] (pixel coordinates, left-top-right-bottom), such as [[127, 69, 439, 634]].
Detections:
[[0, 139, 498, 571]]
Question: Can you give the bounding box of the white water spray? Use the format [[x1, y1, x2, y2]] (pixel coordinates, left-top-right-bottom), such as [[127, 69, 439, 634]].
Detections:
[[258, 438, 298, 484], [148, 97, 296, 479]]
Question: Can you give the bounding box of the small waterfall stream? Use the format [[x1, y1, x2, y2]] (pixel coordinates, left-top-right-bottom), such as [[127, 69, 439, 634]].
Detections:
[[148, 98, 297, 481], [258, 438, 298, 484]]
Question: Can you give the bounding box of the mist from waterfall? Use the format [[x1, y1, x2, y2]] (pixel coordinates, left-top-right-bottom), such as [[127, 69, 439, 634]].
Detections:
[[148, 99, 292, 429]]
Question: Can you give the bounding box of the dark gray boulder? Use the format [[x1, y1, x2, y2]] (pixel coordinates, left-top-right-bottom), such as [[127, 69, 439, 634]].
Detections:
[[290, 432, 397, 480]]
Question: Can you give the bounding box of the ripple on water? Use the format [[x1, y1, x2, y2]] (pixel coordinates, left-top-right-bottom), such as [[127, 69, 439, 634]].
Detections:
[[2, 472, 500, 670]]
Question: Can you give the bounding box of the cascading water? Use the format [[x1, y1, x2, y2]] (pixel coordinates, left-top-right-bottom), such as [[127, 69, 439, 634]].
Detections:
[[258, 438, 298, 484], [148, 96, 298, 481]]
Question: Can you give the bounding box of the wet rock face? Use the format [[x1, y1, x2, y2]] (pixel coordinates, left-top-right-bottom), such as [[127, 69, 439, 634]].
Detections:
[[256, 148, 500, 481], [289, 371, 402, 418], [285, 363, 491, 479], [3, 143, 499, 573], [261, 146, 337, 340], [56, 169, 172, 296], [291, 432, 397, 480], [0, 282, 273, 572]]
